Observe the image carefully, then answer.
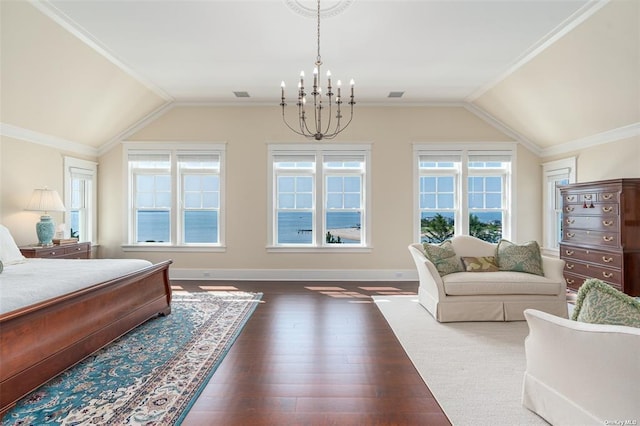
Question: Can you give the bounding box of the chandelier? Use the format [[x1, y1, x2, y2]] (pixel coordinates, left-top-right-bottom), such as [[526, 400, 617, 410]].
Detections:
[[280, 0, 355, 141]]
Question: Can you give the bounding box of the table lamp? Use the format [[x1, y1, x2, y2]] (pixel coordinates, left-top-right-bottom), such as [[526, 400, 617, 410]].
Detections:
[[25, 188, 66, 246]]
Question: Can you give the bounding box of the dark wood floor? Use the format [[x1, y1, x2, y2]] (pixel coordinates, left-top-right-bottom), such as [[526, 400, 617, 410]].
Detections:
[[174, 280, 451, 426]]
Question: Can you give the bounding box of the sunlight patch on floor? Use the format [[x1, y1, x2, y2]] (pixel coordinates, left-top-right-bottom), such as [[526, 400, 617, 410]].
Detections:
[[305, 285, 416, 299], [199, 285, 240, 291]]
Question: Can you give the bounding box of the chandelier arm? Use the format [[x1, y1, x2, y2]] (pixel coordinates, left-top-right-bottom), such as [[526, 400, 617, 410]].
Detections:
[[298, 96, 315, 137], [281, 111, 307, 137], [298, 96, 314, 137], [299, 104, 315, 137], [322, 92, 333, 136], [325, 101, 354, 139]]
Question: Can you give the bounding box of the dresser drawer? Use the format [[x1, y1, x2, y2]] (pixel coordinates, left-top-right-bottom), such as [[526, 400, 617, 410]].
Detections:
[[562, 229, 619, 247], [564, 215, 618, 231], [598, 191, 619, 202], [561, 245, 622, 269], [563, 260, 622, 285], [564, 272, 622, 292], [62, 242, 91, 258], [563, 203, 618, 216]]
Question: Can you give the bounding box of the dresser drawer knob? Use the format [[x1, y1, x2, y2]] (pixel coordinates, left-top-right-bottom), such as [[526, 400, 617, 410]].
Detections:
[[602, 272, 613, 279], [565, 250, 574, 256], [602, 194, 613, 200], [584, 194, 592, 200], [566, 279, 575, 285], [565, 206, 574, 212], [566, 219, 575, 224], [602, 220, 613, 226], [566, 232, 575, 238], [50, 251, 56, 256], [566, 264, 574, 270], [602, 236, 614, 242], [602, 206, 613, 213], [566, 195, 576, 202], [602, 256, 613, 263]]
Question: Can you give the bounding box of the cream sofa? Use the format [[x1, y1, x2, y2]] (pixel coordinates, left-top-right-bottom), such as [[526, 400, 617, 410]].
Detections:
[[522, 308, 640, 425], [408, 235, 568, 322]]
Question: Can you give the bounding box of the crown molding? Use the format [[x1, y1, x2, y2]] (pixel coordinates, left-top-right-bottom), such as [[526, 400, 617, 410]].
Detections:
[[462, 103, 541, 155], [30, 0, 173, 102], [0, 122, 98, 157], [98, 102, 175, 156], [171, 99, 468, 108], [466, 0, 609, 102], [540, 122, 640, 158]]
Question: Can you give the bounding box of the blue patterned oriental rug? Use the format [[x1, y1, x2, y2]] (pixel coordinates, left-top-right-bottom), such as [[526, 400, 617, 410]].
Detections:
[[2, 291, 262, 425]]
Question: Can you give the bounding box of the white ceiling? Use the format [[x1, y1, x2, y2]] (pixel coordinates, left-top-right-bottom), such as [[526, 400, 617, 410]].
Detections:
[[42, 0, 593, 105]]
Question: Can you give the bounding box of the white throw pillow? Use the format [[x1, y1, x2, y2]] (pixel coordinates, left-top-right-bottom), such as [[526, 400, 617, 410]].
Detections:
[[0, 224, 26, 265]]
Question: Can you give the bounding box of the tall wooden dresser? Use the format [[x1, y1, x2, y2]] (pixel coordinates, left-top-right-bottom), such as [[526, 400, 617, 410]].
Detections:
[[559, 179, 640, 296]]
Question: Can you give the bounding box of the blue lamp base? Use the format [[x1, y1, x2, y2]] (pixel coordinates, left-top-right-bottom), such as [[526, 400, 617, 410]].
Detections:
[[36, 215, 56, 246]]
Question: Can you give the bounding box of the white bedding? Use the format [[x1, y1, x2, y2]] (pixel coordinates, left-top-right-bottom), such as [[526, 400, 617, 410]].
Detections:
[[0, 258, 154, 315]]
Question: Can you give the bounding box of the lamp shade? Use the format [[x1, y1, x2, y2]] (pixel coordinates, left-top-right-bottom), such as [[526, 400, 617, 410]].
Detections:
[[25, 188, 66, 213], [25, 188, 66, 246]]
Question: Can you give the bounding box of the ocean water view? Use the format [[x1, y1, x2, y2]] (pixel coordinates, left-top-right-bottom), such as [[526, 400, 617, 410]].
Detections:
[[137, 210, 361, 244], [137, 211, 218, 243], [277, 211, 361, 244]]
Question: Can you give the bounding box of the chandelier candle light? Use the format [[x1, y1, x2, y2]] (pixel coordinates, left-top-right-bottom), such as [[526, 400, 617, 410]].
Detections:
[[280, 0, 355, 141]]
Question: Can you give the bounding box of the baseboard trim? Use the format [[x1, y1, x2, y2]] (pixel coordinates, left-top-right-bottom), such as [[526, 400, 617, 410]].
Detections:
[[169, 268, 418, 282]]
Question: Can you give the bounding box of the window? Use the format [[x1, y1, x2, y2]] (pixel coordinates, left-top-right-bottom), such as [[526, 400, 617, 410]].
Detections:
[[268, 144, 370, 249], [125, 144, 225, 249], [415, 145, 515, 243], [64, 157, 97, 243], [542, 157, 576, 253]]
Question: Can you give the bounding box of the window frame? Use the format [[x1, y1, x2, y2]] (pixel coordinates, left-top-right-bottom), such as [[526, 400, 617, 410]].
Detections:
[[541, 157, 576, 255], [267, 143, 372, 252], [122, 142, 226, 252], [63, 156, 97, 244], [413, 143, 516, 243]]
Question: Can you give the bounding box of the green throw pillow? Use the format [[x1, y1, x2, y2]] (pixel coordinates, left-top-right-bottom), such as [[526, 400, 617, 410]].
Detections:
[[423, 240, 463, 277], [572, 279, 640, 328], [495, 239, 544, 276], [461, 256, 499, 272]]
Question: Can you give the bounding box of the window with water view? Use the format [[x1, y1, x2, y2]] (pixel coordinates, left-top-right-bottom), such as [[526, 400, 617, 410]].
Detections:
[[417, 148, 513, 243], [270, 145, 370, 248], [127, 146, 224, 247]]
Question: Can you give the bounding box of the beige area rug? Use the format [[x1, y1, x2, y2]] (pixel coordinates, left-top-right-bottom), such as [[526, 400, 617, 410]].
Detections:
[[373, 295, 548, 426]]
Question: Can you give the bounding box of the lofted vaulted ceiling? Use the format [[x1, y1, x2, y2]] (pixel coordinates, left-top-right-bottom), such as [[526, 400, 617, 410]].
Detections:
[[39, 0, 594, 104], [1, 0, 637, 153]]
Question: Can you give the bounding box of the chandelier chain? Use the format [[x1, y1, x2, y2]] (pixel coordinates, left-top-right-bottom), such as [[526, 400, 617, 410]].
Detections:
[[316, 0, 321, 64]]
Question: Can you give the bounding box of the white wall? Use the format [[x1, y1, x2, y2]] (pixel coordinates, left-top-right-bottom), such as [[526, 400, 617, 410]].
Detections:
[[543, 136, 640, 182]]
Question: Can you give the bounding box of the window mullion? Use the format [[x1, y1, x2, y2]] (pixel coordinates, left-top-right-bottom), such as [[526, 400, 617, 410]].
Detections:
[[316, 152, 323, 246]]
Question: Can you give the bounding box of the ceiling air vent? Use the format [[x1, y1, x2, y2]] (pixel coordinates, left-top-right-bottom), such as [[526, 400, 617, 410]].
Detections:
[[388, 91, 404, 98], [233, 91, 250, 98]]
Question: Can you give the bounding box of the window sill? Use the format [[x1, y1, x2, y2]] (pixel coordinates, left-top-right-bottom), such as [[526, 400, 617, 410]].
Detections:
[[121, 245, 226, 253], [266, 245, 372, 253]]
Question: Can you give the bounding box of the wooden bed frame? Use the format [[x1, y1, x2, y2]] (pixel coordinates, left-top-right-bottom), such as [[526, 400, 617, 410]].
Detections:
[[0, 259, 173, 417]]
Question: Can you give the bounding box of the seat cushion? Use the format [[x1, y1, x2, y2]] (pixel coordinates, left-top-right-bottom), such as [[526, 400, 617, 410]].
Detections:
[[443, 271, 562, 296]]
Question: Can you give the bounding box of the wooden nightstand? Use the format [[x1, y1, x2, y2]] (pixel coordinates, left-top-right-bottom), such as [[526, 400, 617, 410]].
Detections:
[[20, 242, 92, 259]]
